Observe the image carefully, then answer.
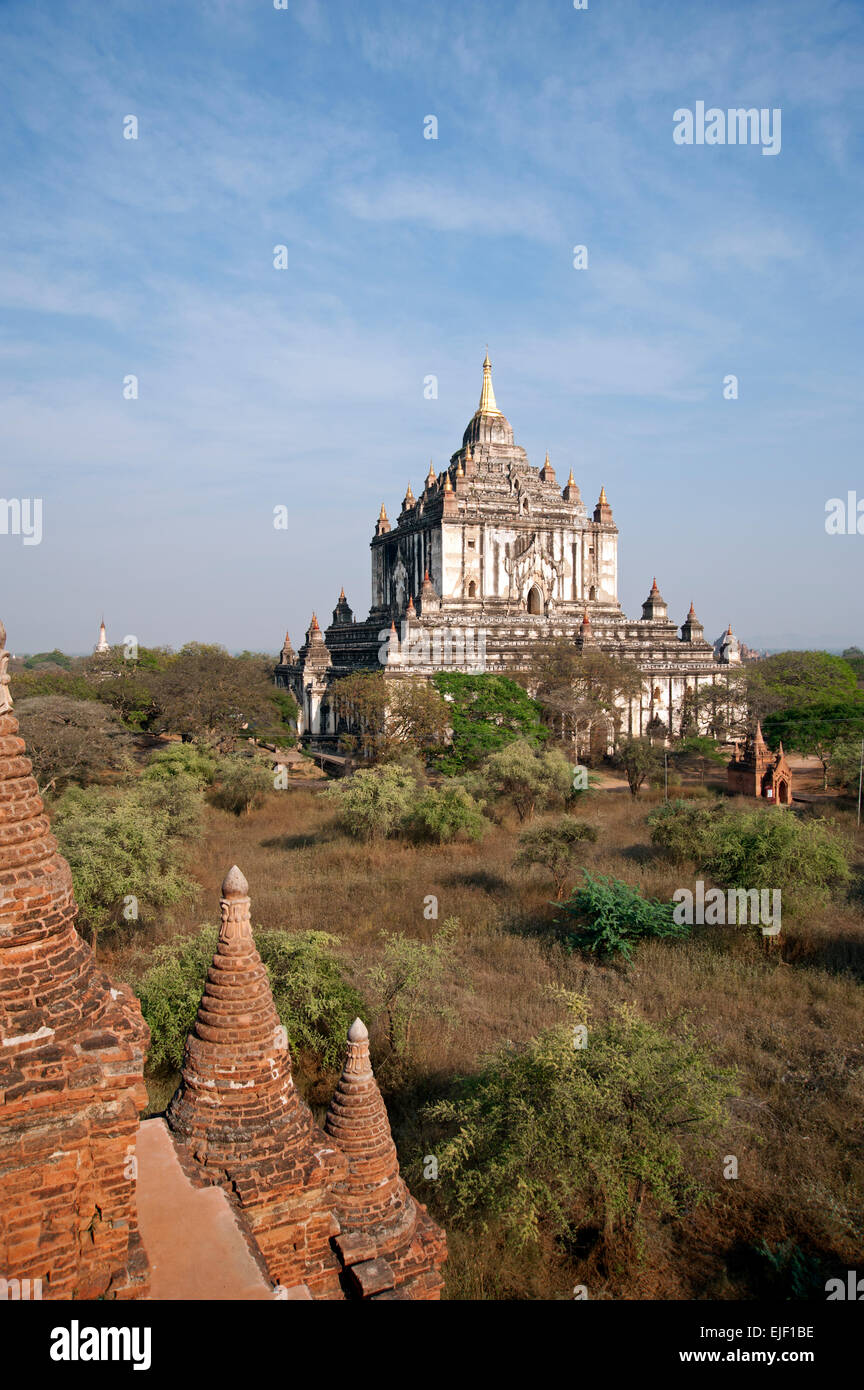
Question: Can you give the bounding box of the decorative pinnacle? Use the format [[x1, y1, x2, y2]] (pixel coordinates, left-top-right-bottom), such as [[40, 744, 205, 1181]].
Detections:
[[339, 586, 345, 600], [221, 864, 249, 898], [347, 1017, 369, 1043], [598, 486, 607, 505], [477, 352, 502, 416], [651, 577, 659, 593], [426, 460, 436, 484], [443, 471, 454, 493], [311, 613, 320, 630], [379, 502, 388, 520], [567, 469, 575, 486]]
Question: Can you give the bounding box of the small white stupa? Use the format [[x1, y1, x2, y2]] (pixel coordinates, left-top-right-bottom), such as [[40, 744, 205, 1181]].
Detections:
[[94, 616, 110, 655]]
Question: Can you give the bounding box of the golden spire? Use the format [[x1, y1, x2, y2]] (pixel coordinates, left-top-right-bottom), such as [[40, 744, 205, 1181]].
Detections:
[[443, 471, 454, 493], [379, 502, 388, 520], [456, 455, 465, 478], [567, 469, 575, 486], [598, 486, 607, 505], [426, 460, 436, 485], [477, 352, 502, 416]]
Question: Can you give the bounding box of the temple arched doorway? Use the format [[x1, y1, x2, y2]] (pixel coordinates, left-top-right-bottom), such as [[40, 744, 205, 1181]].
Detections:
[[527, 585, 543, 615]]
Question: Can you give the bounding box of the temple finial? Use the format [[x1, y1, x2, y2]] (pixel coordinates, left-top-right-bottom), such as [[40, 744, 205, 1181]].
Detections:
[[477, 352, 501, 416]]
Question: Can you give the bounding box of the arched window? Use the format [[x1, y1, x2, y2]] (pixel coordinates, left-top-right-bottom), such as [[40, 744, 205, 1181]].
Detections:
[[527, 585, 543, 615], [467, 580, 477, 598], [589, 585, 596, 601]]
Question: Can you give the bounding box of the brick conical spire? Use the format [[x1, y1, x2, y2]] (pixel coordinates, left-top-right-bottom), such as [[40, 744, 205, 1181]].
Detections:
[[0, 618, 150, 1300], [167, 866, 348, 1297], [167, 865, 299, 1158], [324, 1018, 414, 1243]]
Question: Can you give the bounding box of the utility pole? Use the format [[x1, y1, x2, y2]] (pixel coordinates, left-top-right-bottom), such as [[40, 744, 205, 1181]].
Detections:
[[664, 750, 669, 802]]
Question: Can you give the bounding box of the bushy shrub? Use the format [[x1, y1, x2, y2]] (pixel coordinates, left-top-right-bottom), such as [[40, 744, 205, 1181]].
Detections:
[[405, 785, 487, 844], [135, 775, 205, 840], [556, 871, 686, 960], [52, 785, 199, 942], [137, 926, 364, 1074], [423, 995, 735, 1254], [326, 764, 418, 838], [142, 742, 217, 787], [478, 739, 573, 821], [514, 816, 599, 897], [366, 919, 458, 1059], [210, 755, 272, 815], [704, 809, 850, 914], [647, 798, 727, 865], [613, 737, 664, 798], [648, 800, 851, 916]]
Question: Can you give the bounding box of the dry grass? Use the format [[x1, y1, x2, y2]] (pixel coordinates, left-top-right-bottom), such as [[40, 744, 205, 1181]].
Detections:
[[105, 780, 864, 1301]]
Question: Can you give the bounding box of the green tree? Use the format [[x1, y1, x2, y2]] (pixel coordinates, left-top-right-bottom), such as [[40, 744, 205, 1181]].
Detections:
[[386, 677, 451, 757], [52, 785, 199, 947], [137, 925, 364, 1075], [366, 919, 458, 1060], [331, 670, 389, 759], [210, 756, 272, 815], [648, 798, 728, 866], [424, 995, 735, 1254], [828, 739, 864, 794], [405, 784, 487, 844], [15, 695, 134, 795], [23, 648, 72, 670], [746, 650, 858, 721], [514, 816, 599, 898], [614, 736, 663, 798], [153, 644, 276, 747], [841, 647, 864, 686], [763, 700, 864, 789], [556, 873, 686, 959], [326, 763, 418, 839], [142, 742, 217, 787], [477, 739, 572, 821], [430, 673, 546, 773], [648, 800, 851, 919]]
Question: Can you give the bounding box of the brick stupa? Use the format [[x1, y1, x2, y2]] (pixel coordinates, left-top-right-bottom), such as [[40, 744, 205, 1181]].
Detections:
[[167, 867, 447, 1298], [0, 619, 151, 1299], [325, 1017, 446, 1299]]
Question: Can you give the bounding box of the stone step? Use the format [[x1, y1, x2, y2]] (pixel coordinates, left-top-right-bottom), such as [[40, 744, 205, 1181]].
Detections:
[[135, 1119, 273, 1301]]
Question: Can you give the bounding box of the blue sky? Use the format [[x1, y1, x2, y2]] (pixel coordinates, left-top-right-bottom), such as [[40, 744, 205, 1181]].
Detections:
[[1, 0, 862, 654]]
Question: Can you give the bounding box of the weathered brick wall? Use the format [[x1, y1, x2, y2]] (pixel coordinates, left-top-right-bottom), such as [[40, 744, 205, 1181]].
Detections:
[[0, 704, 150, 1300]]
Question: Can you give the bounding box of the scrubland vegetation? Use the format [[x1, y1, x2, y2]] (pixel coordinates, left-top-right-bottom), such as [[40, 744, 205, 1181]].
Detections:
[[10, 642, 864, 1299]]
